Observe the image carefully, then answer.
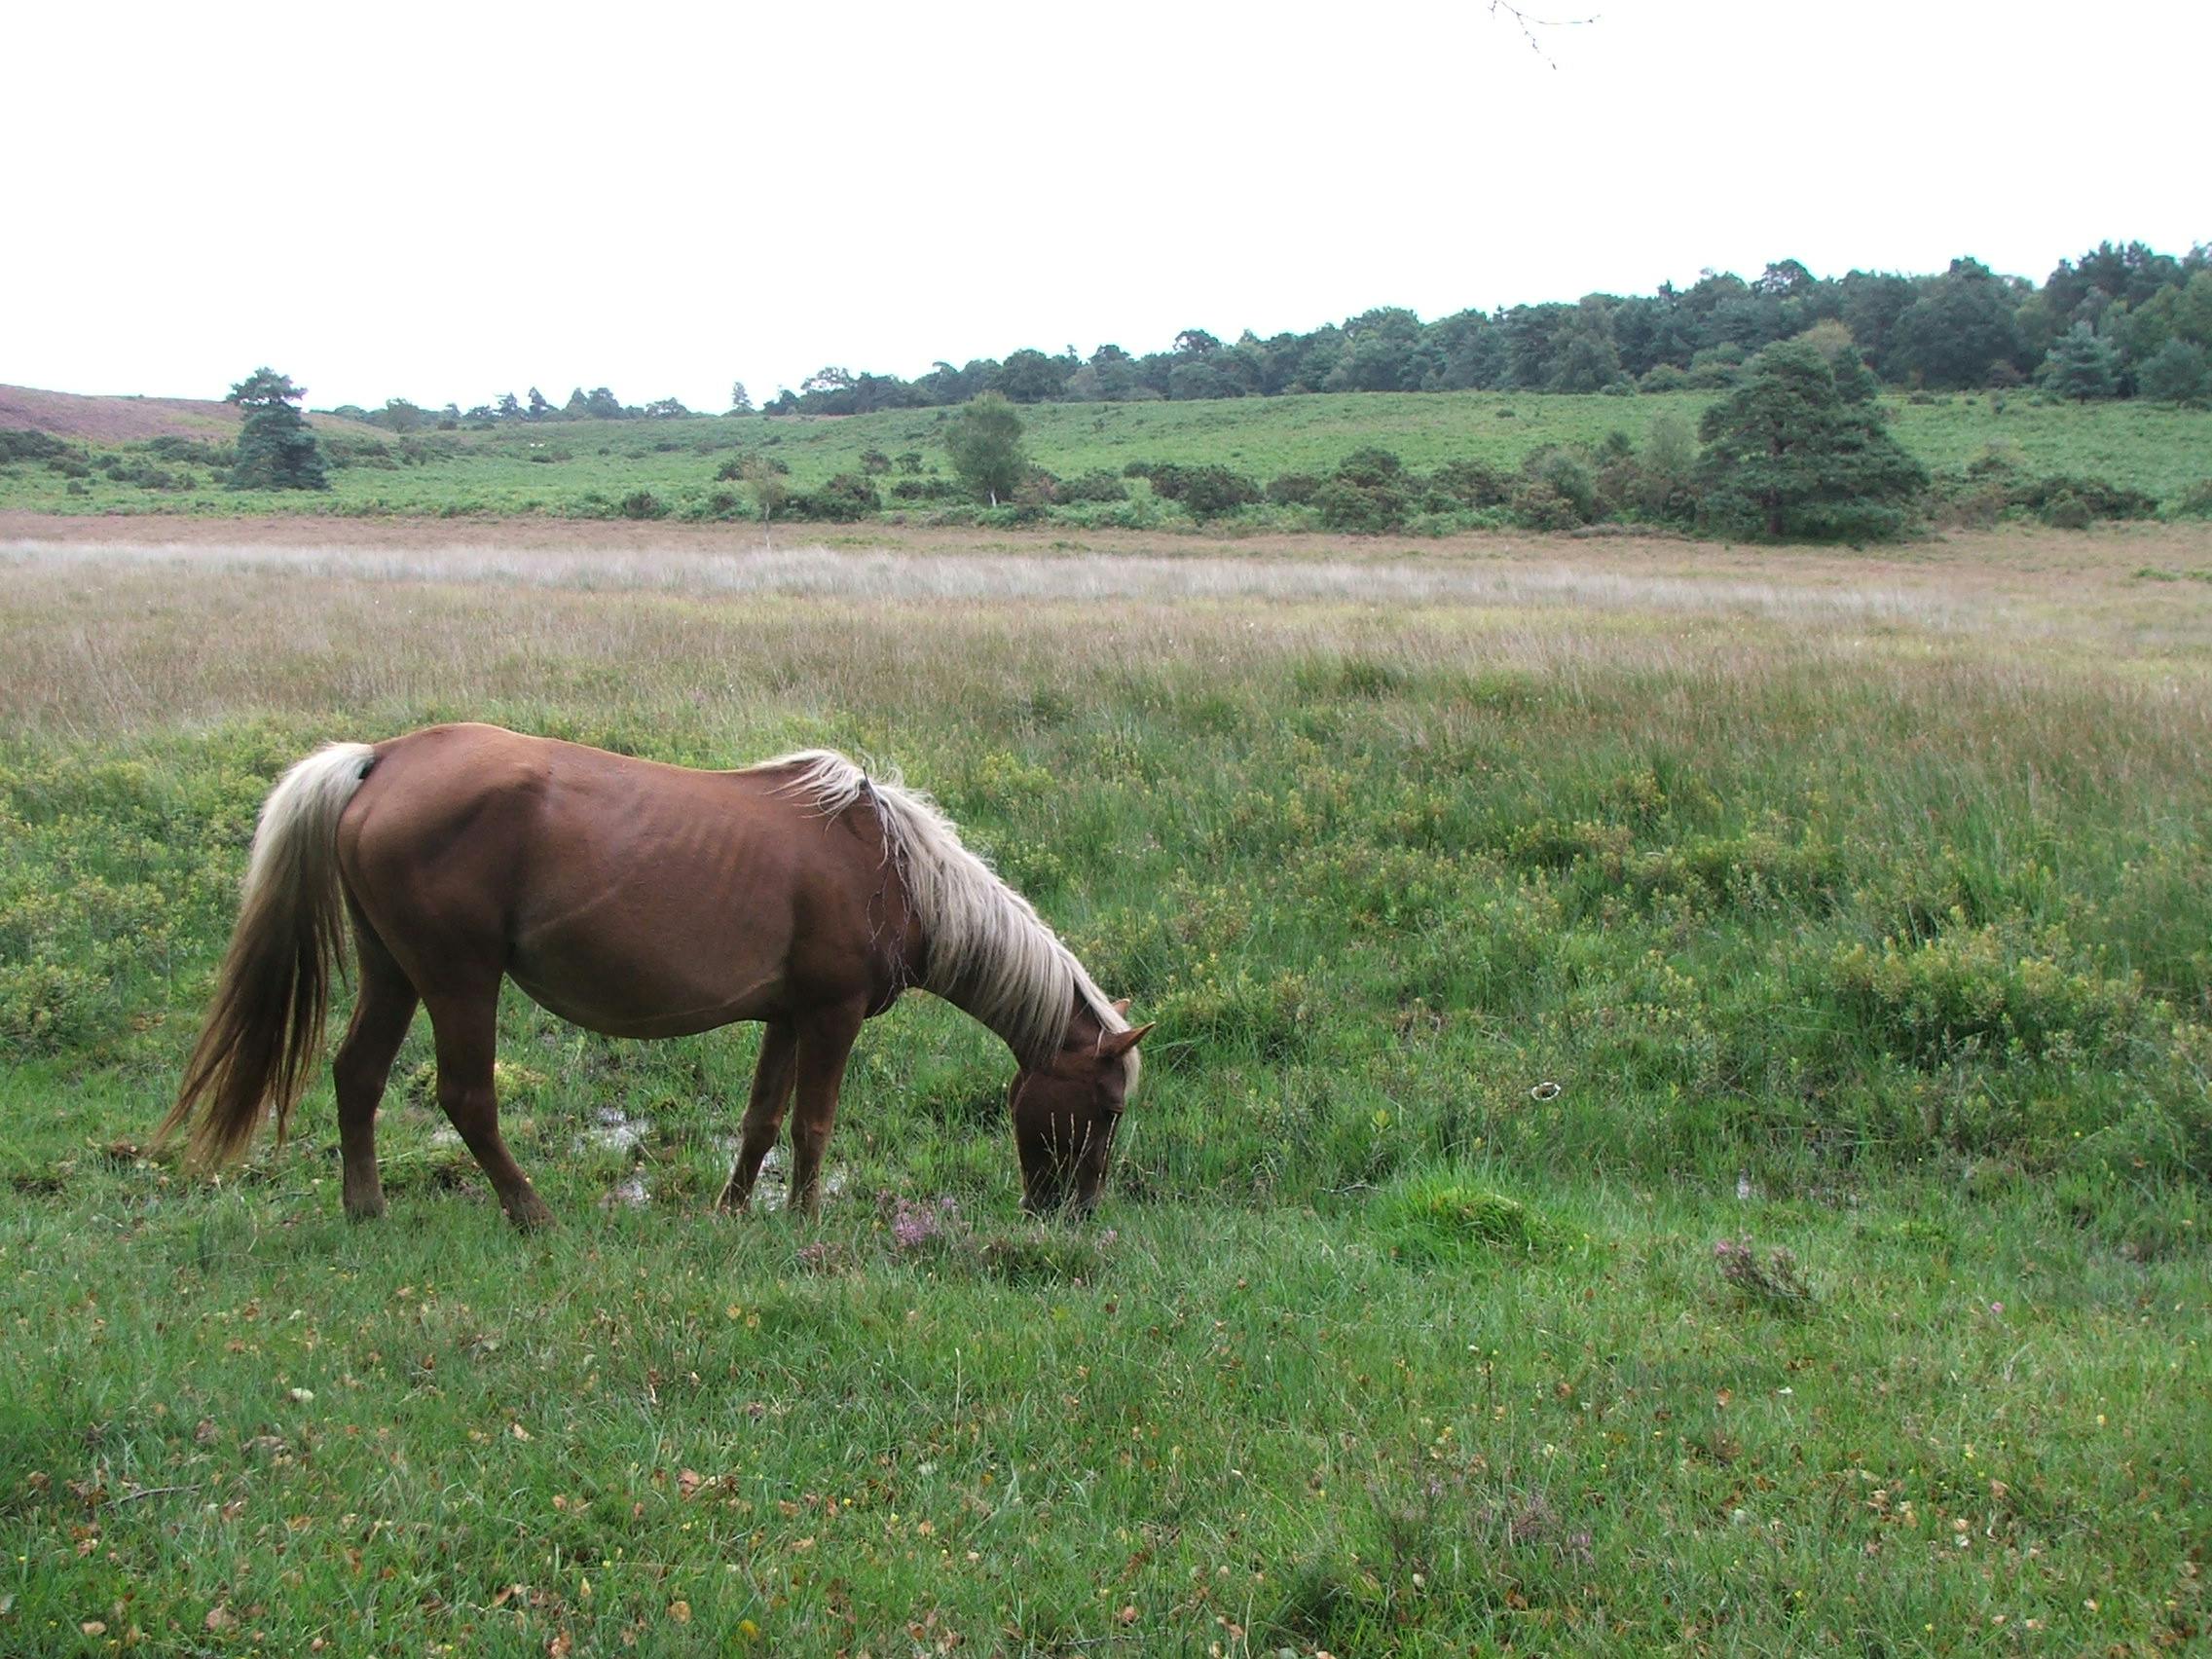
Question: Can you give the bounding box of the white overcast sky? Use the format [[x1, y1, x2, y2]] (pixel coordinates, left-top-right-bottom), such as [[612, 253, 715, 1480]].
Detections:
[[7, 1, 2204, 412]]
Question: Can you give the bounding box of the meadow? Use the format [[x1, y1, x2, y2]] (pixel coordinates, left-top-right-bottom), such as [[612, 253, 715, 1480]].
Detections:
[[0, 514, 2207, 1654], [4, 388, 2209, 526]]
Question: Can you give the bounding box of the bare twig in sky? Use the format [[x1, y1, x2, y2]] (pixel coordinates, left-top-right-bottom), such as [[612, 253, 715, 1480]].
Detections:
[[1490, 0, 1601, 67]]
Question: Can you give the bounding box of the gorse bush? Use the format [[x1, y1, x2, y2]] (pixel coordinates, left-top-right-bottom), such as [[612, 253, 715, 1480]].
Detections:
[[0, 430, 70, 464], [786, 472, 881, 521], [1051, 469, 1127, 503], [1310, 448, 1415, 531], [1143, 462, 1262, 520]]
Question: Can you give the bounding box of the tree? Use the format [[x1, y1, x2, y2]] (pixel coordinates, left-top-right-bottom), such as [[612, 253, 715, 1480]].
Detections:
[[942, 393, 1026, 505], [496, 392, 523, 421], [2135, 338, 2208, 404], [1789, 319, 1880, 402], [1168, 360, 1238, 401], [738, 455, 790, 546], [1886, 258, 2026, 387], [1548, 302, 1624, 391], [372, 398, 429, 433], [2040, 324, 2121, 400], [991, 349, 1072, 403], [224, 366, 327, 491], [728, 381, 754, 415], [1755, 259, 1816, 298], [526, 387, 554, 421], [227, 367, 307, 411], [1696, 341, 1927, 540]]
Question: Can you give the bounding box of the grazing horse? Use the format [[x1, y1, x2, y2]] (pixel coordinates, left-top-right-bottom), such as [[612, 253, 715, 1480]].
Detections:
[[158, 723, 1150, 1226]]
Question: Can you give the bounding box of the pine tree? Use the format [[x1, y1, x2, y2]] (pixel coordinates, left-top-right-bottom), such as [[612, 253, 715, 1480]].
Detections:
[[225, 367, 327, 491], [2041, 324, 2122, 400], [1697, 342, 1926, 540]]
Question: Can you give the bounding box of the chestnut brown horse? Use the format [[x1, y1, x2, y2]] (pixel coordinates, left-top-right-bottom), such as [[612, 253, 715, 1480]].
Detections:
[[158, 723, 1150, 1226]]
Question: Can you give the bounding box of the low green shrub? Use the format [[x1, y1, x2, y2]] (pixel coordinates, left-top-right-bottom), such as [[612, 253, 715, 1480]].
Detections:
[[1828, 919, 2142, 1066], [1371, 1171, 1561, 1264]]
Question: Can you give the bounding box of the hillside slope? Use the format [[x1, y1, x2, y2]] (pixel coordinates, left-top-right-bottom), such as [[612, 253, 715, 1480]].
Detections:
[[0, 384, 380, 443]]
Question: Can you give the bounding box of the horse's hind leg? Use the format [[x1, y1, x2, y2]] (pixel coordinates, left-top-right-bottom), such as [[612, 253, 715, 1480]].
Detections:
[[718, 1020, 797, 1212], [332, 914, 419, 1222], [425, 981, 556, 1231]]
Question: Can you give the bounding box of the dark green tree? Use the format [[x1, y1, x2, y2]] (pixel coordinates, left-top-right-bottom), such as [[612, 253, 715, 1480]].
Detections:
[[224, 367, 327, 491], [1886, 258, 2026, 387], [1549, 303, 1624, 392], [943, 393, 1027, 504], [991, 349, 1073, 403], [2135, 338, 2208, 404], [728, 381, 754, 415], [1168, 360, 1238, 400], [2040, 324, 2121, 400], [1696, 341, 1927, 540]]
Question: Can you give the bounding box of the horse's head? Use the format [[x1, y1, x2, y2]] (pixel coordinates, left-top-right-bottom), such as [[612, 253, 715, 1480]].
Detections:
[[1011, 999, 1152, 1216]]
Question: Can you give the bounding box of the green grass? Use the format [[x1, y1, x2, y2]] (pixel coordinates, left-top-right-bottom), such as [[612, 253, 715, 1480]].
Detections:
[[1, 534, 2207, 1652], [5, 389, 2209, 524]]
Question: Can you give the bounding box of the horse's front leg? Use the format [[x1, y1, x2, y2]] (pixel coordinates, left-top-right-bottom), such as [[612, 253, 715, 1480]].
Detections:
[[787, 1000, 865, 1217], [718, 1021, 797, 1212]]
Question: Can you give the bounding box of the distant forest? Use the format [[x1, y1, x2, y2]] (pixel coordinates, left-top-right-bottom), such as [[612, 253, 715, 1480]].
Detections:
[[329, 240, 2211, 430]]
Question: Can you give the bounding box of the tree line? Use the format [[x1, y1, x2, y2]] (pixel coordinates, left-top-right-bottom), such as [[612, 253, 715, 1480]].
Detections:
[[326, 387, 703, 433], [757, 240, 2209, 416]]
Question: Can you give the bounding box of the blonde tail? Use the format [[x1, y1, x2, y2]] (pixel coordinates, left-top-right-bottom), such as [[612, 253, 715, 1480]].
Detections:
[[156, 742, 376, 1167]]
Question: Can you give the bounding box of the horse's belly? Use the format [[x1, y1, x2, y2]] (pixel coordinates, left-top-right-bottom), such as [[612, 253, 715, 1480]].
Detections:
[[506, 925, 784, 1039]]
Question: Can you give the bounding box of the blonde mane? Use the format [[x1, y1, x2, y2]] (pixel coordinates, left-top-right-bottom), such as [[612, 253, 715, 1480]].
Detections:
[[757, 751, 1137, 1087]]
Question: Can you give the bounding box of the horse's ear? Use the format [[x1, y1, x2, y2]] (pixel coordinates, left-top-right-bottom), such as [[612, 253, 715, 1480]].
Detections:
[[1100, 1021, 1154, 1058], [1111, 998, 1131, 1016]]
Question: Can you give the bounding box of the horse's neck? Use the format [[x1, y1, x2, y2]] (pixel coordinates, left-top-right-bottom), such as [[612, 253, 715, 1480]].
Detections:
[[918, 912, 1084, 1067]]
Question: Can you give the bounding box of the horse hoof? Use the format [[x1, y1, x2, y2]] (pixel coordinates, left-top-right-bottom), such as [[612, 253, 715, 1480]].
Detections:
[[345, 1197, 387, 1223], [506, 1200, 558, 1232]]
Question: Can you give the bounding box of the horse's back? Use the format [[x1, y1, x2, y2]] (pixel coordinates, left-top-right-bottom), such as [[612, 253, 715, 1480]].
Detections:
[[335, 724, 891, 1033]]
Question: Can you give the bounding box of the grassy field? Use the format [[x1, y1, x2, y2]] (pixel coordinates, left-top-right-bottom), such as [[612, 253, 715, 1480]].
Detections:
[[1, 516, 2208, 1654], [5, 388, 2209, 525]]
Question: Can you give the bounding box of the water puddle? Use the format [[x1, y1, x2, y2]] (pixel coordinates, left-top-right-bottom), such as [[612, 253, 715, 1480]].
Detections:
[[744, 1145, 847, 1211], [425, 1106, 844, 1211], [583, 1106, 649, 1154]]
